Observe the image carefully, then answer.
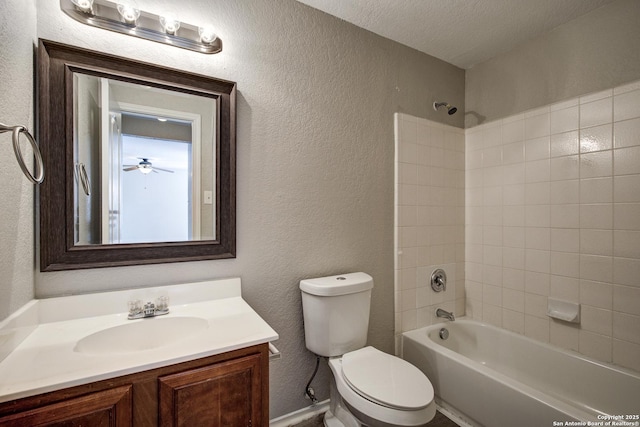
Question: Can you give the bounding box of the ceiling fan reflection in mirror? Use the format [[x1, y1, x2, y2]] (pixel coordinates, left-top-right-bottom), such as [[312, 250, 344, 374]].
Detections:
[[123, 158, 174, 174]]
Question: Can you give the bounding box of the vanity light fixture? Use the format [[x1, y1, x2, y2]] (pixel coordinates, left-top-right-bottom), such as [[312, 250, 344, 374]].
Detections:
[[159, 14, 181, 35], [60, 0, 222, 54], [116, 0, 140, 24], [70, 0, 94, 13], [198, 27, 217, 44]]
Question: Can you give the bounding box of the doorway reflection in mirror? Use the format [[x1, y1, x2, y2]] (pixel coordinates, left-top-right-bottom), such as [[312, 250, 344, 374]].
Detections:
[[73, 73, 216, 246]]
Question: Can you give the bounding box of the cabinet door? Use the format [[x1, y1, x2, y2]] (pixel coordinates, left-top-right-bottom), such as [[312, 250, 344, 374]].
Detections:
[[0, 385, 132, 427], [159, 353, 263, 427]]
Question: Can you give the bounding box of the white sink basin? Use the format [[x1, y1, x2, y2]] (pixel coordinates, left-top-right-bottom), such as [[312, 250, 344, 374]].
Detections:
[[74, 316, 209, 355]]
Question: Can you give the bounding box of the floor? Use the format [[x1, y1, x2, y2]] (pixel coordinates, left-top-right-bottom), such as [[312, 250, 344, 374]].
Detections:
[[290, 410, 459, 426], [429, 411, 461, 427]]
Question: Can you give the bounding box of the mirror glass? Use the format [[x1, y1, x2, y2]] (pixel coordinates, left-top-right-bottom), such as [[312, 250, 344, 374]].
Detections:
[[38, 40, 236, 271], [73, 74, 216, 244]]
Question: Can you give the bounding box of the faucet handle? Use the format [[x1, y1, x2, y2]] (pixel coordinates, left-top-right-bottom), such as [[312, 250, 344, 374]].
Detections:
[[127, 299, 143, 315], [155, 295, 170, 313], [431, 269, 447, 292]]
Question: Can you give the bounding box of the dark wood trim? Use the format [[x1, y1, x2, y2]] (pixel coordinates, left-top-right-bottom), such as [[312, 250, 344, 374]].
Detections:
[[37, 39, 237, 271]]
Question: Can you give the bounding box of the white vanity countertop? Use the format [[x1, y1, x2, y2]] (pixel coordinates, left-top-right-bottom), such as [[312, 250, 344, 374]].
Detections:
[[0, 278, 279, 403]]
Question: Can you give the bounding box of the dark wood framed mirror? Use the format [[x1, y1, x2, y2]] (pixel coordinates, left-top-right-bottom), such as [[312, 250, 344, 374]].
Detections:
[[38, 39, 236, 271]]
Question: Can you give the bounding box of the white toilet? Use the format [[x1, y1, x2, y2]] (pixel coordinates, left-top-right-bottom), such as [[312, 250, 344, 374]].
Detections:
[[300, 272, 436, 427]]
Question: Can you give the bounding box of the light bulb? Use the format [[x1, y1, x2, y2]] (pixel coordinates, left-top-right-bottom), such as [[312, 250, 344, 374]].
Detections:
[[159, 15, 181, 35], [140, 165, 153, 174], [198, 27, 217, 44], [71, 0, 94, 13], [117, 1, 140, 24]]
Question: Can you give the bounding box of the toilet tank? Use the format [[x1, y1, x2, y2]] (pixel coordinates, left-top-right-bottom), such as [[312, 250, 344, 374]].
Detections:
[[299, 272, 373, 357]]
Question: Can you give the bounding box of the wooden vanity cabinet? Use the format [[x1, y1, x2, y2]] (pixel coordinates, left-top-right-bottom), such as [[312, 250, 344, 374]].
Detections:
[[0, 385, 132, 426], [159, 352, 262, 426], [0, 344, 269, 427]]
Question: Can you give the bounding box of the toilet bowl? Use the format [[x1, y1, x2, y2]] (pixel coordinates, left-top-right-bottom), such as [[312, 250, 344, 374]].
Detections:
[[326, 347, 436, 427]]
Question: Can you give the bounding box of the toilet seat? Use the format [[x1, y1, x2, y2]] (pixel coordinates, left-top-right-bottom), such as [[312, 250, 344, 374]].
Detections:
[[341, 346, 434, 410], [328, 347, 436, 426]]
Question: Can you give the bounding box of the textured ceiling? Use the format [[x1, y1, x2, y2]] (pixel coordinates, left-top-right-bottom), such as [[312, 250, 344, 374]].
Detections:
[[295, 0, 616, 69]]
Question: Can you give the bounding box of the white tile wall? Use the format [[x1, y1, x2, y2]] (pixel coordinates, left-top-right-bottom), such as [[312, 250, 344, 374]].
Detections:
[[464, 80, 640, 373], [395, 82, 640, 371], [394, 113, 465, 354]]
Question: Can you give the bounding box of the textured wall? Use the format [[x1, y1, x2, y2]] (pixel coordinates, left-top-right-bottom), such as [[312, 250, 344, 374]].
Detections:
[[465, 0, 640, 127], [0, 0, 37, 320], [32, 0, 464, 417]]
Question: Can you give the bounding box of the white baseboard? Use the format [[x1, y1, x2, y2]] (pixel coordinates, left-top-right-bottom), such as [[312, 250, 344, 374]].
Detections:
[[270, 399, 330, 427]]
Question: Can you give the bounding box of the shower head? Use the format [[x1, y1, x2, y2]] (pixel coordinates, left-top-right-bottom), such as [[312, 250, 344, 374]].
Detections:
[[433, 102, 458, 115]]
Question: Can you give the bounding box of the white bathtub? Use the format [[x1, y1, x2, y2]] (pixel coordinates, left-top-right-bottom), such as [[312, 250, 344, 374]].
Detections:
[[402, 319, 640, 427]]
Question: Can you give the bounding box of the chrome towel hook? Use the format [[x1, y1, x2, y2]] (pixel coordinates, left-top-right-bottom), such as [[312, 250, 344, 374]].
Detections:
[[0, 122, 44, 184]]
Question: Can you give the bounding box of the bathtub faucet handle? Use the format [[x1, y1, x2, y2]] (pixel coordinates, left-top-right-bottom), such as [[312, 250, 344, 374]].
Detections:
[[431, 269, 447, 292]]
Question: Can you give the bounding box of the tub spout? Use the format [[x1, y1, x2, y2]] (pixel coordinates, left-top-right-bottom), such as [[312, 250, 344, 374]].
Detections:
[[436, 308, 455, 321]]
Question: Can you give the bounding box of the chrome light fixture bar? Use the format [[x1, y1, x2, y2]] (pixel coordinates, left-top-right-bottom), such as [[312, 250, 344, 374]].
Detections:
[[61, 0, 222, 54]]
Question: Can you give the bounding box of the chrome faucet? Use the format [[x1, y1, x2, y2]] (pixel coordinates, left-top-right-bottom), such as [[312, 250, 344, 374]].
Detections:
[[436, 308, 455, 321], [127, 296, 170, 320]]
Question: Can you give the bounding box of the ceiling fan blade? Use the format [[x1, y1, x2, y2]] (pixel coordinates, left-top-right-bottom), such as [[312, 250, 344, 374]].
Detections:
[[153, 167, 175, 173], [123, 166, 139, 171]]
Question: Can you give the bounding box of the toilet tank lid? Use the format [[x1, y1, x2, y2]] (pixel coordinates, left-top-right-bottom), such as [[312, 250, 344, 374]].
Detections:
[[299, 272, 373, 296]]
